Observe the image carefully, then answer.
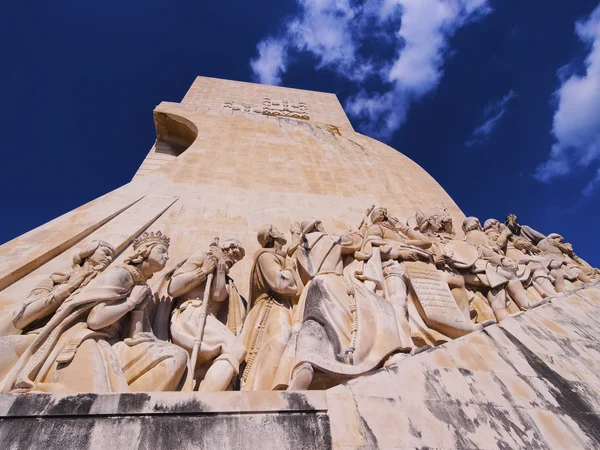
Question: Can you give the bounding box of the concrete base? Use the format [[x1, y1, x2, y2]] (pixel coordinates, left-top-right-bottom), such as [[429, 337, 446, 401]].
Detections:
[[0, 391, 331, 450]]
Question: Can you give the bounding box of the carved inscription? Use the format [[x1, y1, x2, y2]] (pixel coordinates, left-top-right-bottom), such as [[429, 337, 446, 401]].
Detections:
[[223, 100, 262, 114], [224, 97, 310, 120], [404, 261, 470, 329]]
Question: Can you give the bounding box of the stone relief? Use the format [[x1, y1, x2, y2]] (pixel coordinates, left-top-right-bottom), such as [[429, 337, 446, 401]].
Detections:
[[239, 225, 301, 391], [0, 231, 188, 393], [0, 208, 597, 394], [165, 238, 246, 392], [224, 97, 310, 120]]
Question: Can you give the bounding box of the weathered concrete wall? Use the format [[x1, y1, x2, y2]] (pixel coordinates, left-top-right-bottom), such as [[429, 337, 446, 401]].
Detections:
[[327, 282, 600, 449], [0, 391, 330, 450]]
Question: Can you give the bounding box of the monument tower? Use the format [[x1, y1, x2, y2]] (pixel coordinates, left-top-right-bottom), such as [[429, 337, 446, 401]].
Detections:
[[0, 77, 599, 449]]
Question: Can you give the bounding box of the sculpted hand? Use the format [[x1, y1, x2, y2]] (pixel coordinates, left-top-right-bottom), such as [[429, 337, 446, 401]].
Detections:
[[290, 222, 301, 236], [434, 253, 446, 267], [210, 247, 229, 271], [67, 270, 93, 292], [391, 216, 407, 231], [201, 255, 218, 275], [129, 285, 151, 307]]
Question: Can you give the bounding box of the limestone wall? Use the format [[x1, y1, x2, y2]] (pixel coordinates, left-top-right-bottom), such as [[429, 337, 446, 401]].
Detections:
[[0, 77, 463, 298]]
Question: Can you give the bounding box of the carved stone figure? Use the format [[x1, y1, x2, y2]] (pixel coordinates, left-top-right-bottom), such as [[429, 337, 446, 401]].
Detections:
[[0, 240, 115, 337], [462, 217, 546, 315], [0, 231, 188, 393], [356, 207, 480, 349], [239, 225, 302, 391], [505, 213, 600, 289], [275, 218, 404, 391], [0, 240, 115, 384], [413, 211, 510, 322], [356, 207, 432, 350], [166, 239, 246, 392], [484, 219, 560, 299], [397, 209, 489, 341], [504, 214, 547, 246]]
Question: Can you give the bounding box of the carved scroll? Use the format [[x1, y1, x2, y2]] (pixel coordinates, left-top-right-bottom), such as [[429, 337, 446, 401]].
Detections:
[[404, 261, 470, 330]]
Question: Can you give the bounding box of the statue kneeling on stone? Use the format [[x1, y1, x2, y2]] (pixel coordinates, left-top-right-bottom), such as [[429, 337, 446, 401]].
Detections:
[[167, 238, 246, 392], [1, 231, 189, 394]]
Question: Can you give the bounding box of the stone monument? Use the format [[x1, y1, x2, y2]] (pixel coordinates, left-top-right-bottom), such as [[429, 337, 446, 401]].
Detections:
[[0, 77, 599, 449]]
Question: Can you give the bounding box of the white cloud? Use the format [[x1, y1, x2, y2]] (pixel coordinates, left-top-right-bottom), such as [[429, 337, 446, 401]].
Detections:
[[250, 0, 492, 139], [250, 39, 288, 86], [534, 3, 600, 193], [465, 90, 517, 147], [583, 168, 600, 196]]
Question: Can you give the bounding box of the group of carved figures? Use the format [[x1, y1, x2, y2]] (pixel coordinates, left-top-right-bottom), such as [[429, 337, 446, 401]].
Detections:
[[0, 208, 597, 394]]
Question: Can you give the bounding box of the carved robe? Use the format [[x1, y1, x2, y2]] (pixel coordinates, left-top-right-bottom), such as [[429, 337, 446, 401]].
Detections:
[[0, 269, 97, 337], [273, 232, 403, 389], [0, 265, 187, 394], [537, 238, 580, 281], [464, 230, 515, 288], [0, 269, 98, 383], [239, 249, 300, 391], [355, 223, 432, 351], [166, 253, 246, 386]]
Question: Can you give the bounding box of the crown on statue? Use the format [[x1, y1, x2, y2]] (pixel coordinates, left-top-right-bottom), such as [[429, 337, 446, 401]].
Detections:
[[132, 231, 170, 250]]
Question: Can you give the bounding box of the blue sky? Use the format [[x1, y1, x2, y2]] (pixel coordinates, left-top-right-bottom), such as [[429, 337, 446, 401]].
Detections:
[[1, 0, 599, 266]]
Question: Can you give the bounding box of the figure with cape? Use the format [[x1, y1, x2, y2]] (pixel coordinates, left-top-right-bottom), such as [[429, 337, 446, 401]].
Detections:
[[0, 231, 188, 394], [156, 238, 247, 392], [275, 217, 404, 391], [239, 225, 302, 391], [0, 240, 114, 383]]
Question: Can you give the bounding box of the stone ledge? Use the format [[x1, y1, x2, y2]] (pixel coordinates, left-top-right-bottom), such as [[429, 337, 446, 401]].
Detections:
[[0, 390, 327, 418]]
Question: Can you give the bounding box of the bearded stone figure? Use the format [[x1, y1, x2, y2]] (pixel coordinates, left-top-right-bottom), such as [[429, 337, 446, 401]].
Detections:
[[355, 206, 433, 351], [537, 233, 594, 291], [275, 217, 403, 391], [0, 231, 188, 394], [483, 219, 560, 300], [462, 217, 547, 317], [164, 239, 247, 392], [239, 225, 302, 391], [504, 214, 547, 246], [505, 213, 599, 289], [413, 211, 511, 322], [505, 214, 596, 287], [394, 208, 489, 343]]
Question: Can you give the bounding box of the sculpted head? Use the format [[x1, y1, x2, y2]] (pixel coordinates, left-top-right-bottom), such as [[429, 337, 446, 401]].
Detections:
[[301, 217, 325, 235], [462, 217, 482, 234], [547, 233, 564, 244], [370, 207, 388, 224], [125, 231, 171, 277], [220, 239, 245, 269], [257, 225, 287, 249], [483, 219, 500, 231], [73, 240, 115, 271], [416, 209, 453, 235]]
